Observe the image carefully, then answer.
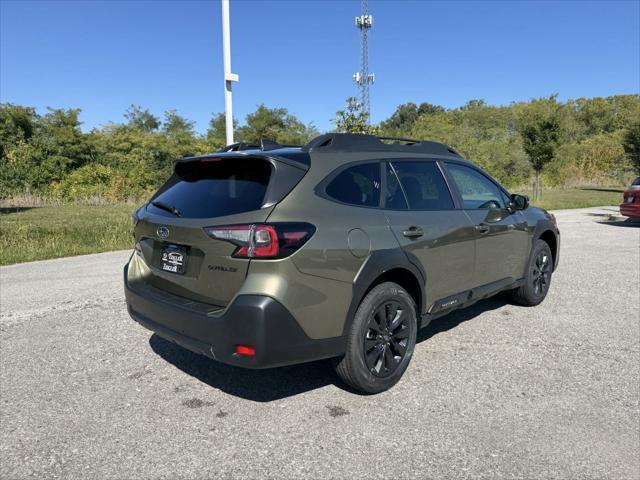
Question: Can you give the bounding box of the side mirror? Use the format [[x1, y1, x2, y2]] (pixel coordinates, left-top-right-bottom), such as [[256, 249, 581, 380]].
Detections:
[[509, 194, 529, 211]]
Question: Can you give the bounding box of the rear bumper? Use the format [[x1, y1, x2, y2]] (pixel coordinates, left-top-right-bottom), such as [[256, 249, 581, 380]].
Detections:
[[620, 203, 640, 218], [124, 264, 346, 369]]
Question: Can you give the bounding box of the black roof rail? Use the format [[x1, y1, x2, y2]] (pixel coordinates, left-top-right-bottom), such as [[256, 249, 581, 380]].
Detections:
[[217, 138, 300, 152], [305, 133, 462, 157], [377, 136, 421, 145]]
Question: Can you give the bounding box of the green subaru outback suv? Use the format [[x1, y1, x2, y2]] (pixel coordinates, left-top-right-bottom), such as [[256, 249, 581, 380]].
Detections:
[[125, 133, 559, 393]]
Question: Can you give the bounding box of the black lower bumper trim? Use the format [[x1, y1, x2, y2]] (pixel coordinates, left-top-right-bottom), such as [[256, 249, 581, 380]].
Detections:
[[124, 265, 346, 369]]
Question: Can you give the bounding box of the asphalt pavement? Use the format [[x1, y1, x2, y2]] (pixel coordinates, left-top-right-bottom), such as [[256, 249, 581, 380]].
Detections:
[[1, 206, 638, 479]]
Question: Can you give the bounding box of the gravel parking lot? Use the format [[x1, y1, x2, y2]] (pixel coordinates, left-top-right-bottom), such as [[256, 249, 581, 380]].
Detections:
[[1, 206, 638, 479]]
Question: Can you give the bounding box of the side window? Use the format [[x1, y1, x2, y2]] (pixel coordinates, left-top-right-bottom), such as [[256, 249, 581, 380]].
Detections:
[[384, 163, 408, 210], [446, 163, 504, 210], [390, 161, 454, 210], [325, 163, 381, 207]]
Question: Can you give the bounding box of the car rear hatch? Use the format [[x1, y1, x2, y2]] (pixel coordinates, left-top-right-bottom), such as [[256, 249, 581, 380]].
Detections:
[[132, 151, 308, 307]]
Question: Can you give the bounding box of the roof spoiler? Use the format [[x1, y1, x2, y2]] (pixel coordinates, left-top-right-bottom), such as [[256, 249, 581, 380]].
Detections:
[[217, 138, 301, 152], [305, 133, 462, 157]]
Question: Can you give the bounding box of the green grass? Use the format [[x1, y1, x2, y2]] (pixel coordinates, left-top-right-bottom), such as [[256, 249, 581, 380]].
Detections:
[[0, 187, 626, 266], [522, 187, 624, 211], [0, 204, 134, 266]]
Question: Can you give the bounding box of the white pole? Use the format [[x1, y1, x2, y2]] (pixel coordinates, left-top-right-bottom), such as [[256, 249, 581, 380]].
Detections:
[[221, 0, 238, 145]]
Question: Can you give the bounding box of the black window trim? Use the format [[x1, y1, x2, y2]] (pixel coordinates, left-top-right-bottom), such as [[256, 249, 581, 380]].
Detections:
[[382, 158, 458, 212], [441, 159, 511, 210], [314, 156, 510, 212]]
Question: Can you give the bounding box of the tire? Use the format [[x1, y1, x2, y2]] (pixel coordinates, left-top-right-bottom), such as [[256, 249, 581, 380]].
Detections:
[[510, 239, 553, 306], [334, 282, 418, 394]]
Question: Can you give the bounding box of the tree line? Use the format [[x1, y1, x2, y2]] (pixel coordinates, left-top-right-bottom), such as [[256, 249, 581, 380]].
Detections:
[[1, 94, 638, 202]]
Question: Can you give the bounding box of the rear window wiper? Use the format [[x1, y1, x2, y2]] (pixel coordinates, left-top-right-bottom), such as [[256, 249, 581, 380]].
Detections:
[[151, 200, 181, 217]]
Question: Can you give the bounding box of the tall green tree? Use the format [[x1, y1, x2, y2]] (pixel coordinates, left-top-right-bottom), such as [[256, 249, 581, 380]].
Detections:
[[124, 104, 160, 132], [622, 122, 640, 174], [207, 112, 237, 148], [333, 97, 377, 135], [516, 96, 562, 199], [460, 99, 487, 111], [237, 104, 317, 145], [379, 101, 444, 133], [162, 110, 195, 138]]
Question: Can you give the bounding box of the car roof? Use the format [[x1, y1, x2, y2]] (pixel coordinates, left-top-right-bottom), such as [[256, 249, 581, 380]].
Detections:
[[305, 133, 463, 158], [178, 134, 467, 169]]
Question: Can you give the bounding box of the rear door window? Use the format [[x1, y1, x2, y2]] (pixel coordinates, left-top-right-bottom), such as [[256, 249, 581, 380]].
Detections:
[[325, 163, 381, 207], [384, 163, 408, 210], [148, 157, 272, 218], [390, 161, 454, 210]]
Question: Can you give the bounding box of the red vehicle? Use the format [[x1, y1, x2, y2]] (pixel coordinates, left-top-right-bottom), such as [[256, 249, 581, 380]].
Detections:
[[620, 177, 640, 219]]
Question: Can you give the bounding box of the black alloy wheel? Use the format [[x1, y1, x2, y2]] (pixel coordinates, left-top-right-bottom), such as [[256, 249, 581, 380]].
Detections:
[[364, 300, 410, 377], [532, 250, 551, 297]]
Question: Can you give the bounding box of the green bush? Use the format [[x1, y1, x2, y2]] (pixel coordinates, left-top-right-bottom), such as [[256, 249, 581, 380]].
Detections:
[[49, 164, 117, 201], [2, 96, 639, 203]]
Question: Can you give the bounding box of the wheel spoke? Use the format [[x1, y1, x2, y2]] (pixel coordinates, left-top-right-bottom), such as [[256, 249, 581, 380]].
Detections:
[[369, 316, 384, 334], [393, 326, 410, 340], [364, 336, 378, 352], [386, 303, 398, 326], [390, 338, 406, 356], [375, 307, 387, 333], [383, 346, 395, 370], [374, 348, 384, 373], [367, 346, 382, 371], [389, 308, 403, 332]]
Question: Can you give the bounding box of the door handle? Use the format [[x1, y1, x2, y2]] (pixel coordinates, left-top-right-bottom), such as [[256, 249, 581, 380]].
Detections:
[[402, 226, 424, 238], [475, 224, 490, 235]]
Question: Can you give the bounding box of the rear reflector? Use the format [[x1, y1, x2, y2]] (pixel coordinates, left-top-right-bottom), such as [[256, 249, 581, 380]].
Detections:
[[235, 345, 256, 356], [203, 223, 315, 259]]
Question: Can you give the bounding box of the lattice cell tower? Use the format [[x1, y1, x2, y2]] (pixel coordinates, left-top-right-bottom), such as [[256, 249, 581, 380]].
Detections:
[[353, 0, 375, 121]]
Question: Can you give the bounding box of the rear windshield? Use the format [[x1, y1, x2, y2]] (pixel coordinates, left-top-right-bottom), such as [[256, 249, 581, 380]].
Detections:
[[633, 177, 640, 186], [147, 157, 272, 218]]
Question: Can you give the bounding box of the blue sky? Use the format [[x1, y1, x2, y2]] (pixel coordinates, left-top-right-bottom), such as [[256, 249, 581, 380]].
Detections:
[[1, 0, 639, 133]]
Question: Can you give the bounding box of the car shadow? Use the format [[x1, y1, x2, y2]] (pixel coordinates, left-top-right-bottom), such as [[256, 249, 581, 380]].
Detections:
[[149, 334, 342, 401], [149, 296, 510, 402], [597, 218, 640, 228], [417, 296, 509, 343], [0, 206, 36, 214], [578, 187, 624, 194], [585, 211, 640, 228]]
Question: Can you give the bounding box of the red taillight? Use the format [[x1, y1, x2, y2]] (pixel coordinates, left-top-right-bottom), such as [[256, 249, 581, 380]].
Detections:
[[203, 223, 315, 259], [235, 225, 278, 258], [235, 345, 256, 356]]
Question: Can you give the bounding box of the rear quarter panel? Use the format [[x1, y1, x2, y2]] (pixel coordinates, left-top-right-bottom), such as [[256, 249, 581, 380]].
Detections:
[[254, 158, 401, 338]]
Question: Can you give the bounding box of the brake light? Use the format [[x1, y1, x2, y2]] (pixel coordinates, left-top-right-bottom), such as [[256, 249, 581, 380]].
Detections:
[[235, 225, 278, 258], [203, 223, 315, 259]]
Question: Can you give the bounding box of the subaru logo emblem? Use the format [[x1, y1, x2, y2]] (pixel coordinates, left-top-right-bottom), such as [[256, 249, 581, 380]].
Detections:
[[157, 226, 170, 239]]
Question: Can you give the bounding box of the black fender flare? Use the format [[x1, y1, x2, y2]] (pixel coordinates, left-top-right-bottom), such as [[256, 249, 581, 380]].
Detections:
[[529, 218, 560, 271], [341, 248, 426, 336]]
